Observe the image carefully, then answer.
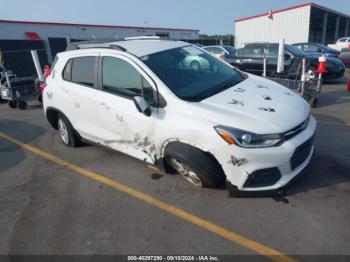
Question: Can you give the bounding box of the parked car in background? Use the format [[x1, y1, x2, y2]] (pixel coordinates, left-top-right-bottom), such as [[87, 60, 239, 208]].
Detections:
[[203, 45, 236, 64], [328, 37, 350, 51], [43, 38, 316, 196], [293, 42, 349, 69], [293, 42, 340, 58], [232, 43, 345, 79], [338, 48, 350, 67]]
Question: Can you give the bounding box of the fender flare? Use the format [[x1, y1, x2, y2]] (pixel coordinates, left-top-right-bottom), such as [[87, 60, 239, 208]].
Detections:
[[159, 138, 224, 175]]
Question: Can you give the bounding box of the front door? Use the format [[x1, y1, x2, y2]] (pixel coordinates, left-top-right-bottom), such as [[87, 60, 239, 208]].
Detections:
[[96, 54, 158, 164], [236, 46, 264, 75]]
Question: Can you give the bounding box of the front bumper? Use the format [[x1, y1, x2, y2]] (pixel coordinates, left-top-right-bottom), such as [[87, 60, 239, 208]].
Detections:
[[211, 115, 317, 192]]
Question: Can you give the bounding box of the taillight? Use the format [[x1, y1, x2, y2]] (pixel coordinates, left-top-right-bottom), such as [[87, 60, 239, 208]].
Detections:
[[39, 82, 47, 93]]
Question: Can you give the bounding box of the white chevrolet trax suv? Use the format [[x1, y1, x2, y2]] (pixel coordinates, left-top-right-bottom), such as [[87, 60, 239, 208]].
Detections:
[[43, 37, 316, 196]]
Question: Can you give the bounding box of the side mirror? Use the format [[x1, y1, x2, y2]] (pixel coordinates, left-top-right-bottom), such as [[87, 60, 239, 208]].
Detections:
[[284, 53, 291, 60], [133, 96, 151, 117]]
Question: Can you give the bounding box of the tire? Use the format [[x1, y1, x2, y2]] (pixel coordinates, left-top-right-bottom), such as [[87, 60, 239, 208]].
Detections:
[[18, 101, 28, 110], [8, 100, 17, 108], [164, 142, 226, 188], [57, 113, 83, 147]]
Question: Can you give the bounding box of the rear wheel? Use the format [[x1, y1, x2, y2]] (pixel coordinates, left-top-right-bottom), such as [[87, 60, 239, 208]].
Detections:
[[18, 101, 28, 110], [164, 142, 226, 188], [57, 113, 83, 147], [8, 100, 17, 108]]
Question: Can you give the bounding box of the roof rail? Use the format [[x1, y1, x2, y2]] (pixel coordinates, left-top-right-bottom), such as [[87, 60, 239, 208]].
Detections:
[[124, 36, 161, 41], [66, 40, 127, 51]]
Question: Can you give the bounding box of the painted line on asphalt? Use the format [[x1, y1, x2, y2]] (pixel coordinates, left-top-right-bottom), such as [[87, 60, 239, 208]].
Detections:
[[0, 132, 297, 262]]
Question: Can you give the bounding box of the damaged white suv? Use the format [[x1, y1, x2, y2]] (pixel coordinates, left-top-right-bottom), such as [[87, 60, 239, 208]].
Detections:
[[43, 37, 316, 196]]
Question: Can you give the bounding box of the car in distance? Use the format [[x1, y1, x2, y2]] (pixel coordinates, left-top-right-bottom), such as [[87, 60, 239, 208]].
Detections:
[[232, 43, 345, 79], [328, 37, 350, 51], [43, 38, 316, 196], [338, 48, 350, 67], [292, 42, 340, 58], [202, 45, 236, 64]]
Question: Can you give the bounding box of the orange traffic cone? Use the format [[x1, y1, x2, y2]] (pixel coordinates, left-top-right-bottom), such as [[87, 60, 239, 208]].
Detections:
[[316, 56, 327, 74]]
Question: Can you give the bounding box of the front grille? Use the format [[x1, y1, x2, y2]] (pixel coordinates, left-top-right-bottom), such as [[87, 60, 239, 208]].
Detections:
[[244, 167, 281, 188], [290, 136, 314, 170]]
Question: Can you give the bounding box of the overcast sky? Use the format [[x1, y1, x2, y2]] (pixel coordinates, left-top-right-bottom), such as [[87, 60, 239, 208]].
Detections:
[[1, 0, 350, 34]]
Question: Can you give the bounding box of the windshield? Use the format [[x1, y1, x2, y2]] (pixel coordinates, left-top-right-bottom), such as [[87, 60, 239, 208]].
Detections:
[[285, 44, 308, 57], [316, 43, 338, 53], [141, 45, 245, 101], [223, 46, 236, 55]]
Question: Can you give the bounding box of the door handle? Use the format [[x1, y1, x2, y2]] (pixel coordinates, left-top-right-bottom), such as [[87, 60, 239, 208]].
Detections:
[[100, 102, 110, 110]]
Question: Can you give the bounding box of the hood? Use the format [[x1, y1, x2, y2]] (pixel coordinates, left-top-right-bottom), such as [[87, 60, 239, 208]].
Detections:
[[187, 74, 310, 134], [307, 53, 344, 65]]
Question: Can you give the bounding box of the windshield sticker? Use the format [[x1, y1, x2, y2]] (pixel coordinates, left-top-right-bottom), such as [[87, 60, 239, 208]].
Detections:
[[183, 46, 204, 55], [262, 95, 272, 100], [255, 85, 269, 89], [234, 87, 246, 92], [228, 99, 244, 106], [258, 107, 275, 112]]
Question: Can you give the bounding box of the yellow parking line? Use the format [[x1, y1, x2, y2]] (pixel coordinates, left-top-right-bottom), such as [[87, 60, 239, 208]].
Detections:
[[0, 131, 296, 262]]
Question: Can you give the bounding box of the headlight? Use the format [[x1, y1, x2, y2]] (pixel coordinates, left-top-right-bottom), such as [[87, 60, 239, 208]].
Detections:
[[214, 125, 284, 148]]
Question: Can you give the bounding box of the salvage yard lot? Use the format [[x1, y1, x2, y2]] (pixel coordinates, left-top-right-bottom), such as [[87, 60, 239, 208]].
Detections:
[[0, 74, 350, 260]]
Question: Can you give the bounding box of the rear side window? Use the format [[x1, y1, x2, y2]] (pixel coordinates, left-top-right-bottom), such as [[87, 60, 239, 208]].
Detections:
[[264, 45, 278, 58], [303, 44, 319, 52], [63, 59, 72, 80], [237, 46, 263, 57], [62, 56, 95, 87]]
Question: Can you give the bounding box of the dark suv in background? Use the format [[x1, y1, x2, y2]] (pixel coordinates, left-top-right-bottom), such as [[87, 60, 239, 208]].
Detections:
[[293, 42, 340, 58], [232, 43, 345, 79]]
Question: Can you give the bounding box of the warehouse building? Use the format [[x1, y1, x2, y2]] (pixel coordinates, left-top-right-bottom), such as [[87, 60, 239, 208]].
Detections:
[[0, 19, 199, 41], [234, 3, 350, 47], [0, 20, 199, 77]]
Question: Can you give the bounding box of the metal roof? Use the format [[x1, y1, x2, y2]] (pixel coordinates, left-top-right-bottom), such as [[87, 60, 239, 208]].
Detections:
[[235, 2, 350, 23]]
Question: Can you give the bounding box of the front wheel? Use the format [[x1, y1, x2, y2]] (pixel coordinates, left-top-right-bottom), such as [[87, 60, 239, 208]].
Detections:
[[164, 142, 226, 188]]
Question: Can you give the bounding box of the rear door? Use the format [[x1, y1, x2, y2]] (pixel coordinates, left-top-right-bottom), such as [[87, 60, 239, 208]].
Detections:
[[95, 53, 158, 163], [60, 54, 99, 141]]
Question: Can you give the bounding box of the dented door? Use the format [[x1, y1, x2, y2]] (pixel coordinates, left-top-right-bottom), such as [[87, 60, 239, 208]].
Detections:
[[96, 54, 157, 164]]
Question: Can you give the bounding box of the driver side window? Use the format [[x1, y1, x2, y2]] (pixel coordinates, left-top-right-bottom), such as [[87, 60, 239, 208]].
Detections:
[[102, 57, 156, 106]]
